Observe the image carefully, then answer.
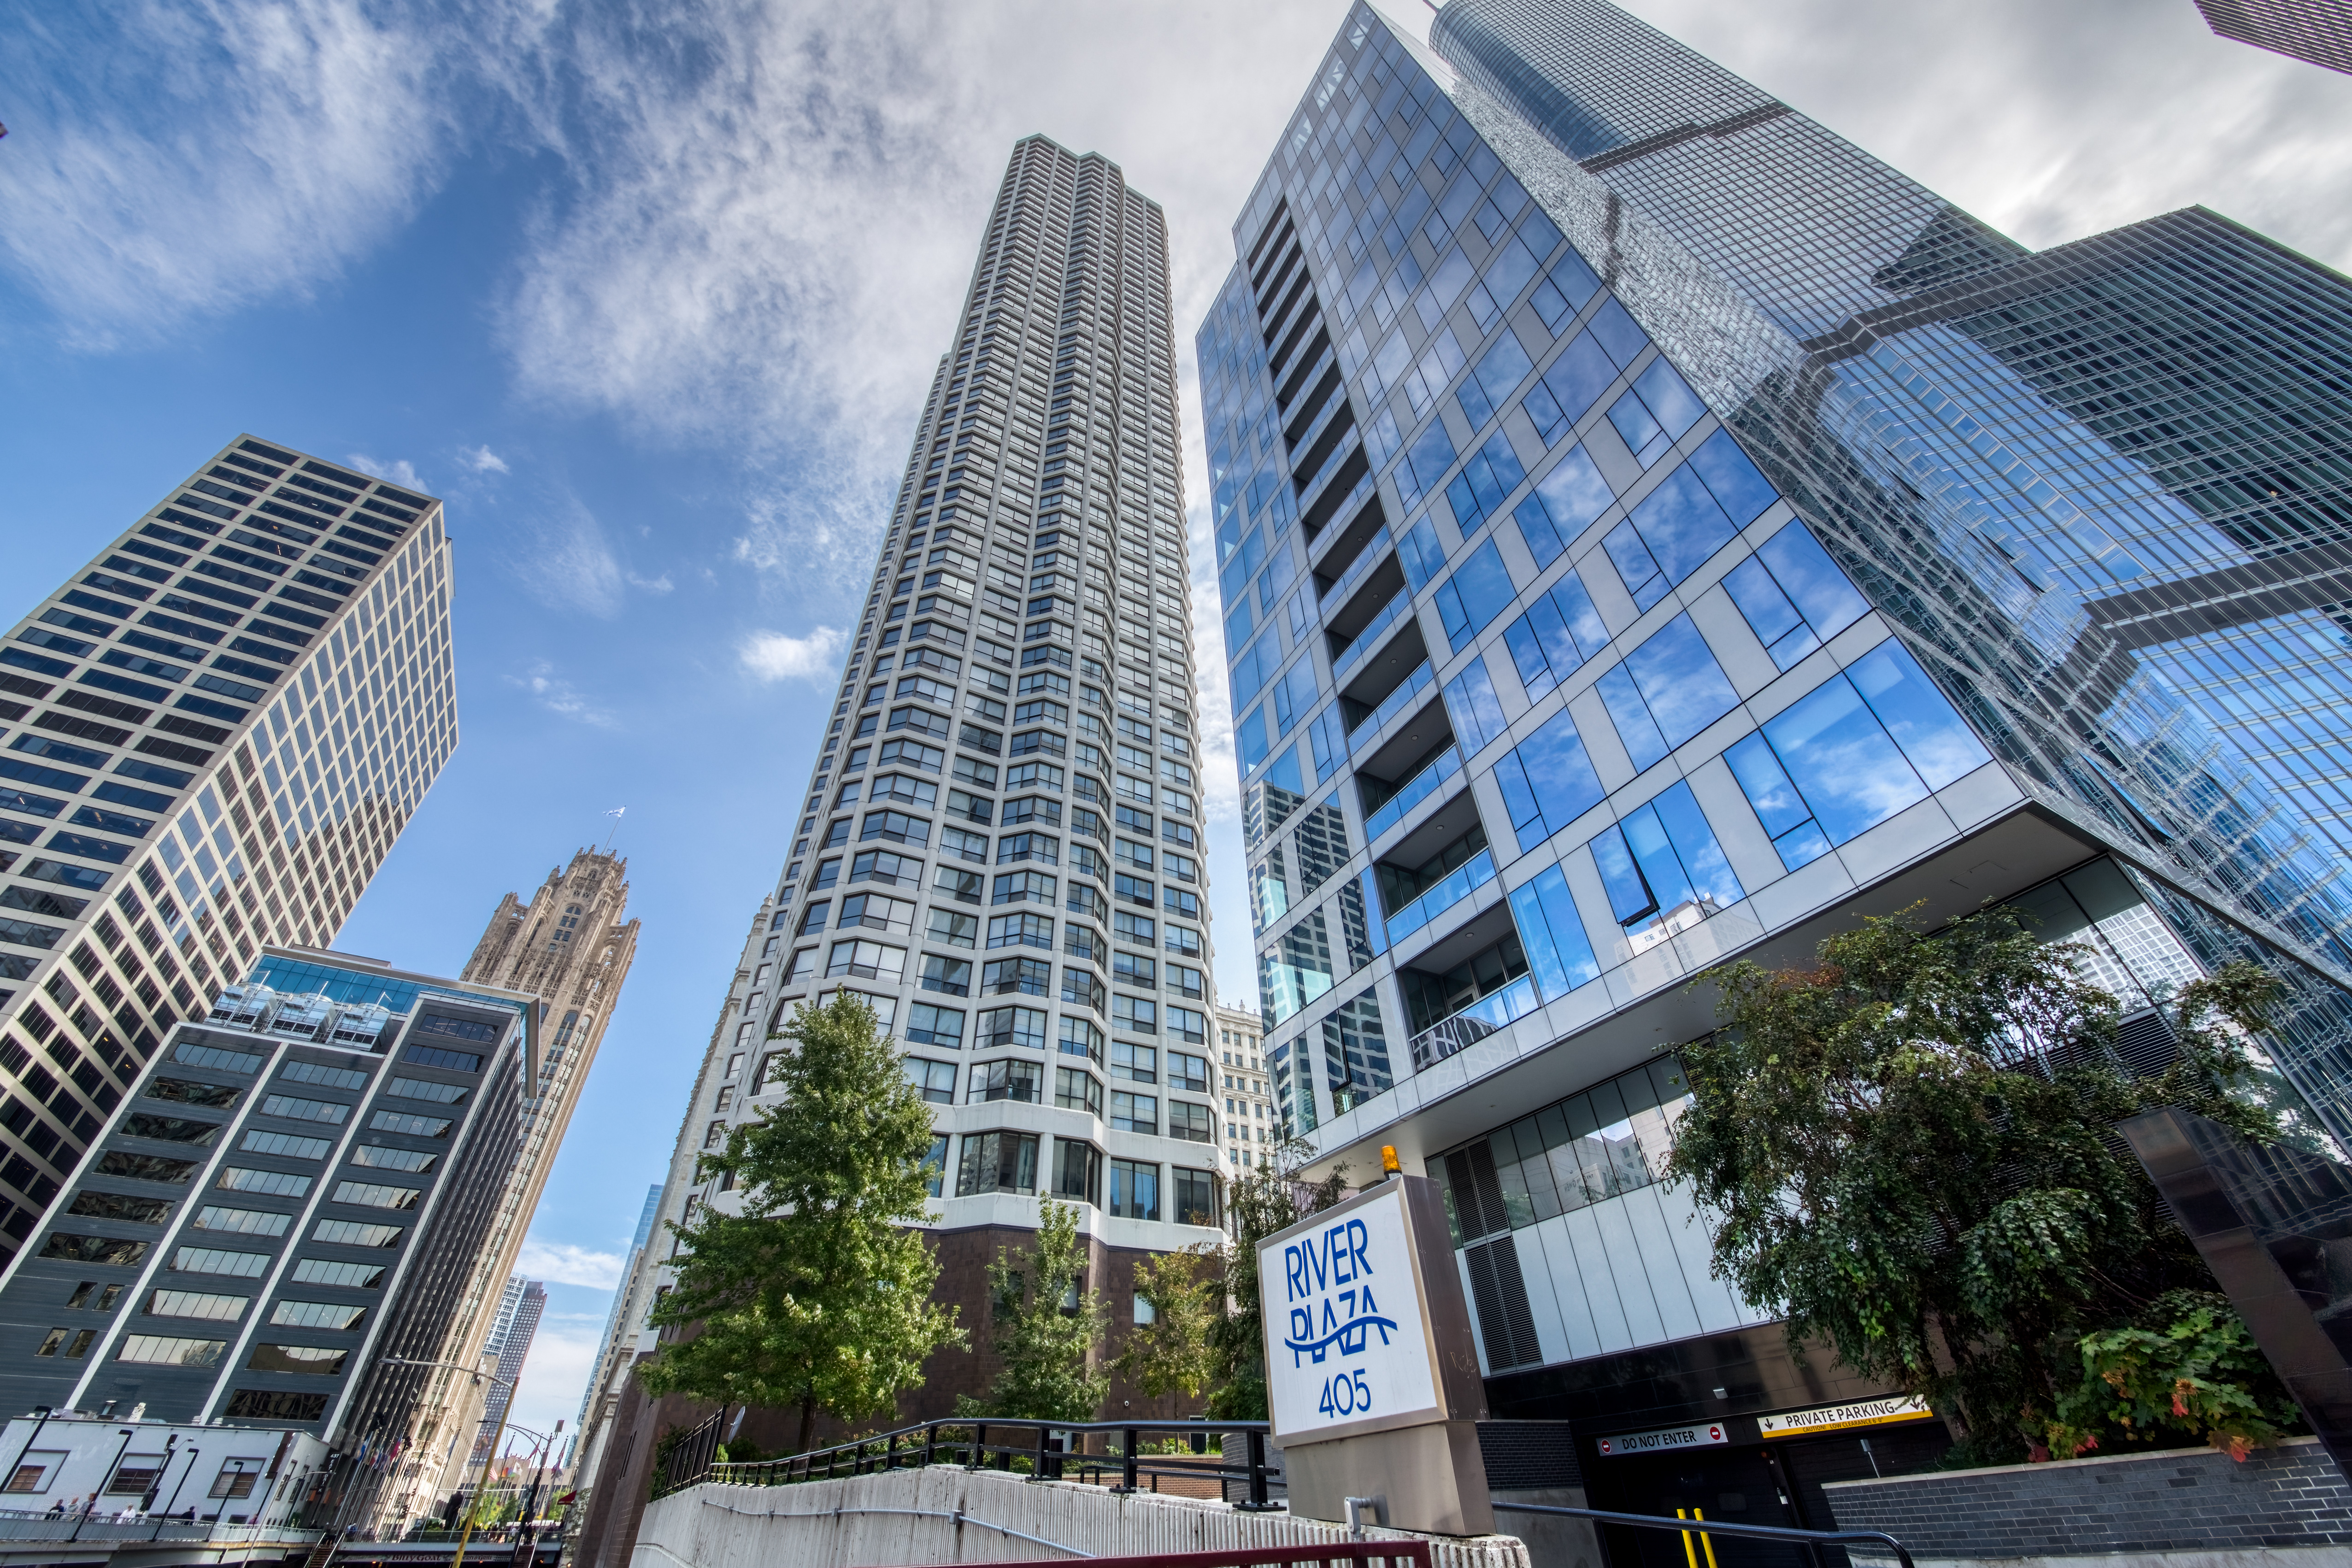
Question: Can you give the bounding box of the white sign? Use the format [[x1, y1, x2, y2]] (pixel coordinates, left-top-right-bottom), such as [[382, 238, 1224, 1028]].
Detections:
[[1758, 1394, 1934, 1437], [1262, 1184, 1441, 1441], [1594, 1421, 1728, 1457]]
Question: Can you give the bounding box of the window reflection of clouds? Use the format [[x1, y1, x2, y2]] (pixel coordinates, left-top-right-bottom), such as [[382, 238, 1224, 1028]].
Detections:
[[1725, 640, 1992, 866], [1849, 643, 1992, 788], [1601, 615, 1739, 770]]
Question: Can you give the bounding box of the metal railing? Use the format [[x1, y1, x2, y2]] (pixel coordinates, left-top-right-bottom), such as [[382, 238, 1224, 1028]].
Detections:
[[1406, 975, 1540, 1071], [1492, 1499, 1916, 1568], [0, 1514, 322, 1546], [1333, 599, 1417, 682], [1362, 745, 1461, 843], [656, 1413, 1280, 1510]]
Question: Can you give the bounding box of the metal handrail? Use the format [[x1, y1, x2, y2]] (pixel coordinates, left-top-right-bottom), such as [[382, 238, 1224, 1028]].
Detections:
[[659, 1415, 1279, 1511], [1492, 1500, 1916, 1568]]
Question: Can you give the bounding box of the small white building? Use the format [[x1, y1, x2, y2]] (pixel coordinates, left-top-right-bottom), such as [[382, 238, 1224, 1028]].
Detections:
[[0, 1410, 326, 1527]]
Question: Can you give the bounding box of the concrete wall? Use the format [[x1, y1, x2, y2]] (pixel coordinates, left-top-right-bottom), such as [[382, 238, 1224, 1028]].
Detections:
[[1488, 1487, 1602, 1568], [1823, 1436, 2352, 1560], [634, 1464, 1532, 1568]]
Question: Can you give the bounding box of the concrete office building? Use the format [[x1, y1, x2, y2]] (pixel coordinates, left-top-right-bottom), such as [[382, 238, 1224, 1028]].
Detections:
[[1212, 1001, 1276, 1170], [0, 944, 532, 1524], [1202, 0, 2352, 1531], [0, 436, 456, 1276]]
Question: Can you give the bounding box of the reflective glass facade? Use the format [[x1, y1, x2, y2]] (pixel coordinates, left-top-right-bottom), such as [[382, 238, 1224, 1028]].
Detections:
[[1201, 3, 2352, 1387]]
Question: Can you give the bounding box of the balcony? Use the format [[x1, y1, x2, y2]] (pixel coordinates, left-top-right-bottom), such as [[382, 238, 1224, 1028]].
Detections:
[[1382, 848, 1496, 947], [1299, 437, 1369, 540], [1277, 340, 1337, 429], [1318, 527, 1393, 610], [1407, 977, 1540, 1072], [1363, 744, 1461, 844], [1310, 483, 1390, 581], [1331, 590, 1416, 683], [1347, 660, 1435, 751], [1401, 929, 1541, 1073]]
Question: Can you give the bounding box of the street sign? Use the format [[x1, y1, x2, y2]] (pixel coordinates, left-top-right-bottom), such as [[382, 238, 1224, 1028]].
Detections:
[[1758, 1395, 1935, 1438], [1260, 1181, 1445, 1444], [1593, 1422, 1729, 1456]]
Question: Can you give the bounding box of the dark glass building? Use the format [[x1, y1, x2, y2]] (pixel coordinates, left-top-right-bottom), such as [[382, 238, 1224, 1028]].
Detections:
[[1199, 0, 2352, 1531], [2193, 0, 2352, 75], [0, 946, 531, 1529]]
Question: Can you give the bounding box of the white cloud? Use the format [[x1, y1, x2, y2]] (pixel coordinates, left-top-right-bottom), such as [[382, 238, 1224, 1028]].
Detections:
[[500, 1314, 606, 1449], [0, 0, 457, 344], [509, 661, 617, 729], [515, 496, 625, 618], [348, 452, 426, 492], [626, 571, 675, 595], [738, 627, 847, 684], [460, 444, 512, 474], [516, 1236, 625, 1289], [496, 1, 1343, 600]]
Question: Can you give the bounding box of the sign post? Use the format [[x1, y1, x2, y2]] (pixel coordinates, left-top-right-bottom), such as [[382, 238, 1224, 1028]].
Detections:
[[1256, 1174, 1492, 1534]]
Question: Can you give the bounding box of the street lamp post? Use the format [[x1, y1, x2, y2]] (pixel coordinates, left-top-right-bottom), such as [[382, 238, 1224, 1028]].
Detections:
[[380, 1361, 518, 1568], [513, 1420, 562, 1568], [156, 1445, 200, 1529]]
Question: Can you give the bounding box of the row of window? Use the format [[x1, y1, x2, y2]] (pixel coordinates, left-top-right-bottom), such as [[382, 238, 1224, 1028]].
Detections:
[[940, 1130, 1218, 1223], [902, 1043, 1216, 1102]]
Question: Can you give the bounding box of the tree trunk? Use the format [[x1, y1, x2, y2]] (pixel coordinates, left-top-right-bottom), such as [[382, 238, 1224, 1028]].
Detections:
[[797, 1392, 817, 1457]]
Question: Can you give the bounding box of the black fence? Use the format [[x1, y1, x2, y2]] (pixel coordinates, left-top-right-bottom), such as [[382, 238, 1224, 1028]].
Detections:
[[655, 1410, 1278, 1508]]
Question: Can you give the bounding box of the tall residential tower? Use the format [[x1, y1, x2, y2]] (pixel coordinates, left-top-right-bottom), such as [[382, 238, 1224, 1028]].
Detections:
[[1203, 0, 2352, 1528], [0, 437, 456, 1274], [579, 139, 1216, 1558], [691, 130, 1217, 1402]]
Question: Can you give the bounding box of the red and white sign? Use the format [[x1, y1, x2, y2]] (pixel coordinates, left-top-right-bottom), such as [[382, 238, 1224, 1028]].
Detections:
[[1594, 1421, 1728, 1457]]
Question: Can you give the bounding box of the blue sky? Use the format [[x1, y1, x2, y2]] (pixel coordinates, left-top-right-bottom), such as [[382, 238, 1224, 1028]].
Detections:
[[4, 0, 2346, 1450]]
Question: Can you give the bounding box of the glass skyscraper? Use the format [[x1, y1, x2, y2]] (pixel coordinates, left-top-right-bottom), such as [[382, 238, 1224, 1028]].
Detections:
[[0, 437, 457, 1277], [1201, 0, 2352, 1524]]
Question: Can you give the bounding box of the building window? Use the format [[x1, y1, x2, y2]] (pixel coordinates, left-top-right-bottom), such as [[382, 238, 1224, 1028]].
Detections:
[[1169, 1165, 1216, 1227], [966, 1057, 1042, 1104], [956, 1131, 1039, 1197], [1108, 1158, 1158, 1220], [1055, 1065, 1103, 1117], [1053, 1138, 1102, 1206], [903, 1058, 955, 1104], [1167, 1101, 1214, 1144]]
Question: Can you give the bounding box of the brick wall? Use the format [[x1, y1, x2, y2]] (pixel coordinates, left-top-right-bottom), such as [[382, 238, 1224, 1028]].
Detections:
[[1822, 1436, 2352, 1556]]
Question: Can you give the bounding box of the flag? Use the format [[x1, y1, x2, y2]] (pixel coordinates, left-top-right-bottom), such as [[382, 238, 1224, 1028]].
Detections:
[[605, 807, 625, 819]]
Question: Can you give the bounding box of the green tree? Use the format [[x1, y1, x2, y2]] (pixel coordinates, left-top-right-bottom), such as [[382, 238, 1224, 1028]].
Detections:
[[2050, 1289, 2302, 1460], [641, 992, 964, 1454], [1113, 1245, 1221, 1408], [961, 1199, 1106, 1421], [1668, 904, 2283, 1461], [1206, 1139, 1350, 1421]]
